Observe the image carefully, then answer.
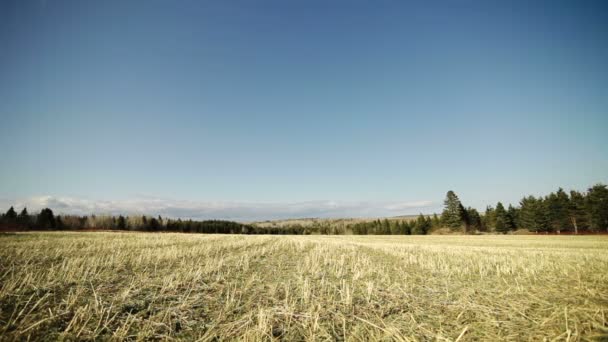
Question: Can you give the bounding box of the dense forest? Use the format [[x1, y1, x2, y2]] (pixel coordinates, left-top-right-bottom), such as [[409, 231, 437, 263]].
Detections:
[[1, 184, 607, 234]]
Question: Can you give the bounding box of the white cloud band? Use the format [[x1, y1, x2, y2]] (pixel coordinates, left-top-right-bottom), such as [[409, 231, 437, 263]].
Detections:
[[0, 196, 436, 221]]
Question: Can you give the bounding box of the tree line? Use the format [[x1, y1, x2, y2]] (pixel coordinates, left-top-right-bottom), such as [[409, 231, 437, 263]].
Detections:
[[1, 183, 606, 234], [438, 184, 608, 234], [0, 208, 266, 234]]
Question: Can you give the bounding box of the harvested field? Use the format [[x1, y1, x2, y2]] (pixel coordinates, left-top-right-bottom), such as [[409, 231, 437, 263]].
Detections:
[[1, 233, 607, 340]]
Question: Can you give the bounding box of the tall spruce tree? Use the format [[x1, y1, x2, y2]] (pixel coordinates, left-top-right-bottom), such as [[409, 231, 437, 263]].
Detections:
[[495, 202, 509, 234], [5, 206, 17, 220], [483, 205, 496, 231], [586, 184, 608, 232], [506, 204, 518, 230], [413, 214, 430, 235], [466, 207, 482, 231], [117, 215, 127, 230], [568, 190, 588, 234], [441, 191, 464, 230], [431, 213, 441, 229], [458, 203, 471, 233], [546, 188, 571, 233], [519, 196, 534, 230], [17, 208, 29, 228], [36, 208, 56, 230]]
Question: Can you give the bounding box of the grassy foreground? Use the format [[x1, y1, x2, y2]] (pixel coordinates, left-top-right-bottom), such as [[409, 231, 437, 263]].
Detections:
[[1, 233, 607, 341]]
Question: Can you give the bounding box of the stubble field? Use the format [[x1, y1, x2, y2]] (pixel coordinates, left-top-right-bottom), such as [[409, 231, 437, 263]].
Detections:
[[0, 232, 607, 341]]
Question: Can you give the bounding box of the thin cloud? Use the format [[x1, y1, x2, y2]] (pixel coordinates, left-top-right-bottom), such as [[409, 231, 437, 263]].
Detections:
[[0, 196, 437, 221]]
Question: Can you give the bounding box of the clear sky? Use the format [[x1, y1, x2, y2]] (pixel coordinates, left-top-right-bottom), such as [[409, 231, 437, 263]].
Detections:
[[1, 0, 607, 219]]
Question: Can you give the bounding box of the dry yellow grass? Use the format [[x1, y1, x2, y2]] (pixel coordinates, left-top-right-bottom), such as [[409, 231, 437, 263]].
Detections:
[[1, 232, 607, 341]]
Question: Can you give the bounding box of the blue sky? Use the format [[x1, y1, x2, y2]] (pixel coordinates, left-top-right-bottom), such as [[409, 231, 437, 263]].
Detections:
[[1, 0, 607, 219]]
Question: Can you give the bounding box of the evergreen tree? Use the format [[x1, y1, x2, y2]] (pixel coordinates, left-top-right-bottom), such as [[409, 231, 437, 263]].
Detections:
[[17, 207, 29, 228], [483, 205, 496, 231], [402, 221, 412, 235], [431, 213, 441, 229], [148, 217, 161, 231], [458, 203, 471, 233], [506, 204, 518, 230], [55, 215, 64, 229], [381, 219, 391, 235], [5, 206, 17, 220], [586, 184, 608, 232], [494, 202, 509, 234], [117, 215, 127, 230], [466, 207, 482, 231], [495, 215, 507, 234], [519, 196, 535, 231], [412, 214, 430, 235], [391, 221, 401, 235], [568, 190, 588, 234], [546, 188, 571, 233], [36, 208, 56, 230], [519, 196, 551, 232], [441, 191, 464, 230]]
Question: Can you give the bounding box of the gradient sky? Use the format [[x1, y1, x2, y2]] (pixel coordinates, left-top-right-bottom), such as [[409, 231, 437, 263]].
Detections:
[[1, 0, 607, 219]]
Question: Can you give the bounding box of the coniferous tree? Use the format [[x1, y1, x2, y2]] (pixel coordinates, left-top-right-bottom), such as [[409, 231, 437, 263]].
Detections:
[[458, 203, 471, 233], [5, 206, 17, 220], [568, 190, 588, 234], [117, 215, 127, 230], [431, 213, 441, 229], [519, 196, 536, 231], [148, 217, 161, 231], [381, 219, 391, 235], [494, 202, 509, 234], [441, 191, 464, 230], [483, 206, 496, 231], [520, 197, 550, 233], [466, 207, 482, 231], [425, 216, 433, 232], [506, 204, 518, 231], [403, 221, 412, 235], [495, 215, 506, 234], [55, 215, 64, 229], [412, 214, 430, 234], [17, 207, 29, 228], [391, 221, 401, 235], [36, 208, 56, 230], [546, 188, 571, 233], [586, 184, 608, 232]]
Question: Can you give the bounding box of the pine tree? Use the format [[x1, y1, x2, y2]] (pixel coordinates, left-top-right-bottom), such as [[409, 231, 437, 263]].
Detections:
[[568, 190, 588, 234], [483, 205, 496, 231], [506, 204, 518, 230], [413, 214, 430, 235], [466, 207, 482, 231], [495, 215, 507, 234], [546, 188, 571, 233], [459, 203, 471, 233], [117, 215, 127, 230], [5, 206, 17, 220], [519, 196, 540, 232], [17, 208, 29, 228], [495, 202, 509, 234], [391, 221, 400, 235], [36, 208, 56, 230], [382, 219, 391, 235], [441, 191, 464, 230], [402, 221, 412, 235], [431, 213, 441, 228], [586, 184, 608, 232], [55, 215, 64, 229]]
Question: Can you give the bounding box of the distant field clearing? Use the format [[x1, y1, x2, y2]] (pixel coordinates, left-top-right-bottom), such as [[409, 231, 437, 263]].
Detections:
[[1, 233, 607, 340]]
